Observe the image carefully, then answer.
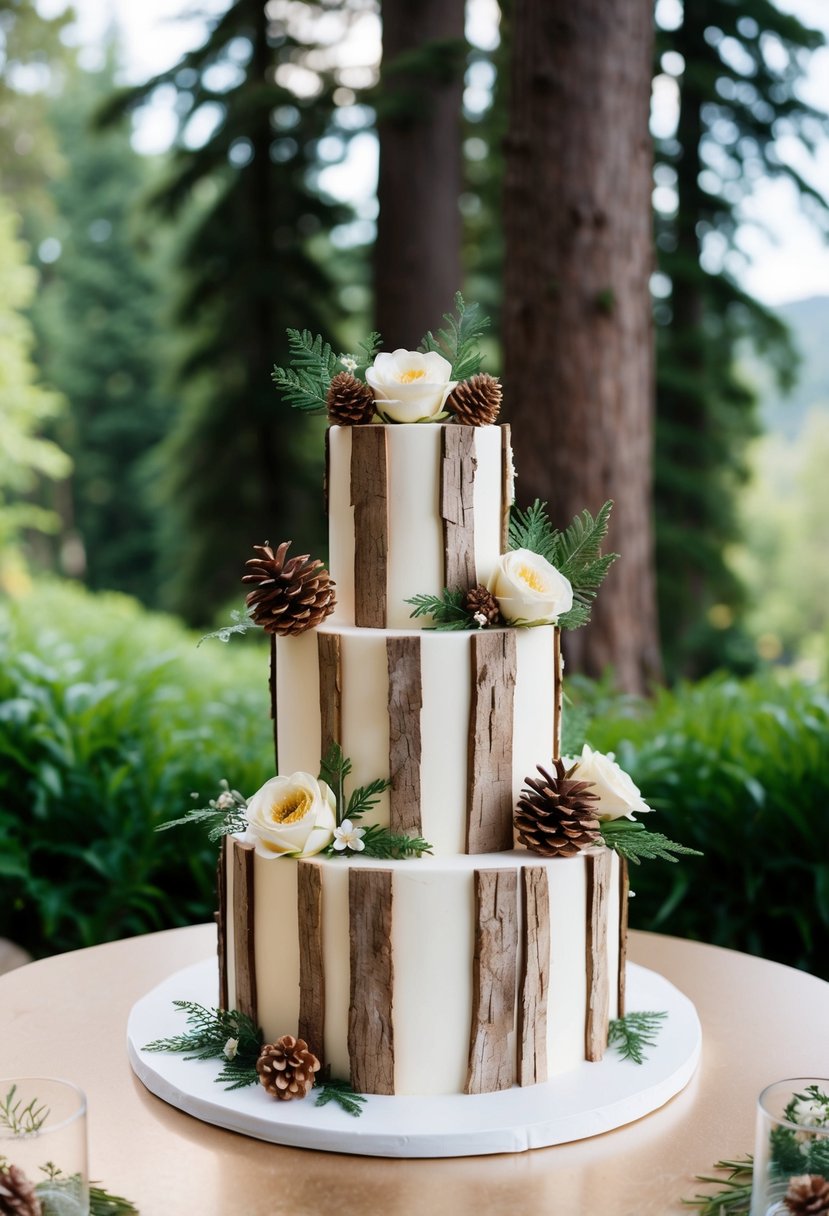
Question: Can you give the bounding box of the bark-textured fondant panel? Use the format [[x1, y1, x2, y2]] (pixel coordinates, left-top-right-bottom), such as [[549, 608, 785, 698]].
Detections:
[[231, 837, 257, 1023], [500, 424, 512, 553], [518, 865, 550, 1086], [386, 635, 423, 835], [297, 861, 325, 1060], [441, 425, 477, 591], [348, 868, 395, 1094], [351, 425, 388, 627], [467, 629, 518, 853], [466, 868, 519, 1093], [585, 849, 613, 1061], [552, 627, 563, 760], [216, 835, 229, 1010], [317, 631, 342, 763], [617, 856, 630, 1018]]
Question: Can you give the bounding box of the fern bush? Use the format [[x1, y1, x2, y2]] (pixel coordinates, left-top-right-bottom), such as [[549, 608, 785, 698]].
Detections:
[[0, 581, 273, 958], [570, 672, 829, 979]]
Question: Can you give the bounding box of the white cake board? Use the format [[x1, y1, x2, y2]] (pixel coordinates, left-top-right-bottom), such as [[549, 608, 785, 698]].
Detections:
[[127, 958, 701, 1158]]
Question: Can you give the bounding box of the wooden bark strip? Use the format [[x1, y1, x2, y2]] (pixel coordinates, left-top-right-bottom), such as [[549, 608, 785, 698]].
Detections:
[[466, 868, 519, 1093], [585, 849, 613, 1061], [231, 837, 257, 1024], [617, 857, 630, 1018], [216, 836, 229, 1010], [317, 631, 342, 762], [440, 425, 478, 590], [350, 425, 388, 628], [500, 424, 512, 554], [552, 627, 563, 760], [466, 629, 517, 853], [348, 869, 394, 1094], [297, 862, 325, 1061], [269, 635, 278, 774], [386, 636, 423, 835], [518, 865, 550, 1086]]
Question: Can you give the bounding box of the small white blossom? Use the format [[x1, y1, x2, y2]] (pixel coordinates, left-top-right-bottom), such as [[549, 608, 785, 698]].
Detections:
[[340, 355, 358, 373], [215, 791, 235, 810], [223, 1037, 239, 1060], [333, 819, 366, 853], [792, 1097, 829, 1128], [473, 611, 488, 629]]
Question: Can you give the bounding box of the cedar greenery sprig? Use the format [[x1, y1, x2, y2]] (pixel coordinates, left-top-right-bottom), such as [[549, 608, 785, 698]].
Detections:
[[23, 1165, 140, 1216], [0, 1085, 48, 1135], [197, 604, 261, 647], [682, 1156, 754, 1214], [607, 1010, 667, 1064], [144, 1001, 262, 1090], [508, 499, 618, 630], [419, 292, 489, 381], [272, 329, 382, 414], [770, 1084, 829, 1176], [155, 779, 248, 842], [314, 1077, 367, 1117], [318, 741, 430, 858], [599, 819, 703, 865], [405, 588, 472, 630], [350, 824, 433, 860]]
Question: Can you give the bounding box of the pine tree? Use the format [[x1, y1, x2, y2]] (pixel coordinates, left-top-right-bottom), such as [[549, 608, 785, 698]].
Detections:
[[654, 1, 828, 678], [98, 0, 358, 622]]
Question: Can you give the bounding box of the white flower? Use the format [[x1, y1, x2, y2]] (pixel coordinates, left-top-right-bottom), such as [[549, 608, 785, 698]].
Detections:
[[365, 349, 457, 423], [215, 790, 235, 810], [223, 1037, 239, 1060], [340, 355, 358, 373], [245, 772, 337, 858], [473, 611, 488, 628], [487, 548, 573, 625], [564, 745, 653, 821], [792, 1097, 829, 1128], [333, 819, 366, 853]]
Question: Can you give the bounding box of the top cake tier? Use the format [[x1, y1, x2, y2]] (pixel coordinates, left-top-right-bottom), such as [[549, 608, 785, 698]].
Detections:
[[326, 422, 514, 629]]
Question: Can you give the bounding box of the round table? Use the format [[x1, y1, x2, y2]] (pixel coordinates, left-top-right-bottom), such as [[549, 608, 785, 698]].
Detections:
[[2, 925, 827, 1215]]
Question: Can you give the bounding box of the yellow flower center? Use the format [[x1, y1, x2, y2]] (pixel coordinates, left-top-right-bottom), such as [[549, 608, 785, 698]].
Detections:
[[398, 368, 427, 384], [517, 563, 547, 593], [269, 790, 311, 824]]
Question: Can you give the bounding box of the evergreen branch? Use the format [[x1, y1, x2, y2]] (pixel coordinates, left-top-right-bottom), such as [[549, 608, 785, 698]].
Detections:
[[508, 499, 558, 562], [346, 777, 392, 823], [144, 1001, 262, 1089], [90, 1184, 141, 1216], [607, 1010, 667, 1064], [405, 588, 472, 629], [271, 328, 340, 412], [155, 780, 248, 842], [32, 1171, 140, 1216], [419, 292, 490, 380], [197, 605, 261, 647], [319, 740, 352, 823], [682, 1157, 754, 1214], [600, 819, 703, 865], [314, 1077, 366, 1117], [354, 331, 382, 374], [0, 1085, 48, 1135], [357, 825, 433, 859]]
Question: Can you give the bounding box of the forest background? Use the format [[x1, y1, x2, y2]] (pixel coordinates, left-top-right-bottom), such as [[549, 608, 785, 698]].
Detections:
[[1, 0, 828, 978]]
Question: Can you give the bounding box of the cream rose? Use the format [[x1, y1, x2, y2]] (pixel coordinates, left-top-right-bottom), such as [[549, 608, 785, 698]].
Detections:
[[566, 745, 653, 821], [244, 772, 337, 857], [487, 548, 573, 624], [365, 349, 457, 423]]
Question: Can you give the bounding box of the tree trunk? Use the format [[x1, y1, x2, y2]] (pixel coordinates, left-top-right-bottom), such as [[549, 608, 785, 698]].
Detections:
[[501, 0, 661, 693], [375, 0, 465, 347]]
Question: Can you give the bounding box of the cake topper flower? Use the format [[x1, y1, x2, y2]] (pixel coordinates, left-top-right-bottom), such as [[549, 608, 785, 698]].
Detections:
[[244, 772, 337, 858], [365, 349, 457, 424]]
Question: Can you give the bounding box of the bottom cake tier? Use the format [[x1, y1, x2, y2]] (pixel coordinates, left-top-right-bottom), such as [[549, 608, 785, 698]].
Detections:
[[218, 843, 628, 1097]]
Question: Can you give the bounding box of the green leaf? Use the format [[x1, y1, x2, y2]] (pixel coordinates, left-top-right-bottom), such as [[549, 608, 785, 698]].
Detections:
[[353, 824, 433, 860], [143, 1001, 262, 1090], [197, 605, 261, 647], [271, 328, 341, 413], [419, 292, 490, 380], [599, 819, 703, 865], [319, 740, 352, 821], [354, 331, 382, 374], [607, 1010, 667, 1064], [314, 1077, 366, 1117], [89, 1183, 140, 1216], [155, 781, 247, 842], [405, 588, 472, 629], [346, 777, 392, 823], [682, 1156, 754, 1214]]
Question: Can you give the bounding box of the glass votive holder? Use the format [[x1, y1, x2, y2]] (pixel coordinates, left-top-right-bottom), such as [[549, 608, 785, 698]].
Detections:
[[0, 1077, 89, 1216], [751, 1078, 829, 1216]]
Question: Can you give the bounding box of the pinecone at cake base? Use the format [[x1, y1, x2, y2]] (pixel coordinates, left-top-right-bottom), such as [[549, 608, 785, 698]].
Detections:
[[446, 373, 502, 426], [785, 1175, 829, 1215], [463, 584, 502, 627], [326, 372, 376, 425], [515, 758, 602, 858], [0, 1163, 42, 1216], [243, 541, 335, 636], [257, 1035, 321, 1101]]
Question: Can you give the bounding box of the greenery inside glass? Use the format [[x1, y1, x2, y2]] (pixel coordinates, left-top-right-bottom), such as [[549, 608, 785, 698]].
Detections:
[[751, 1078, 829, 1216], [0, 1078, 89, 1216]]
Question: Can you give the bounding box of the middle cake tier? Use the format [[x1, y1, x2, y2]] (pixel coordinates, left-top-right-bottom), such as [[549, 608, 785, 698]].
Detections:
[[275, 623, 562, 856]]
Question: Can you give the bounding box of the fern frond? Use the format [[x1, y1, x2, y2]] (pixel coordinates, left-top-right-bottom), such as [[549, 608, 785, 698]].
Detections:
[[607, 1010, 667, 1064], [599, 821, 703, 865], [346, 778, 392, 822], [354, 331, 382, 373], [271, 328, 340, 412], [508, 499, 558, 563], [405, 588, 470, 628], [314, 1078, 366, 1117], [358, 825, 433, 859], [419, 292, 490, 380]]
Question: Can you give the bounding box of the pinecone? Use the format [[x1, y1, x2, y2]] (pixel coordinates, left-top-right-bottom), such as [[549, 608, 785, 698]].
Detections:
[[256, 1034, 321, 1101], [243, 541, 335, 636], [515, 758, 602, 858], [326, 372, 376, 425], [785, 1175, 829, 1215], [446, 373, 502, 426], [463, 584, 502, 627], [0, 1163, 42, 1216]]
